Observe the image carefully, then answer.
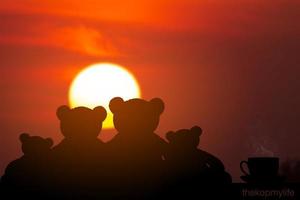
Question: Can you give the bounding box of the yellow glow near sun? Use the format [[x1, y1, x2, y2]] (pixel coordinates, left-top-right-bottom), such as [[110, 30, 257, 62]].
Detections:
[[69, 63, 141, 129]]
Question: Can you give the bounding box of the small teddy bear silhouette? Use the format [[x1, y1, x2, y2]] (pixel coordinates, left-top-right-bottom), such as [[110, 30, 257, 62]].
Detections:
[[1, 133, 53, 189], [51, 105, 107, 193], [107, 97, 167, 197], [165, 126, 231, 184]]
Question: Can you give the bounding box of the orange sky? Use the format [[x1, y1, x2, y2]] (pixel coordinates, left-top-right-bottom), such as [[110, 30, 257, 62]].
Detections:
[[1, 0, 298, 55], [0, 0, 299, 181]]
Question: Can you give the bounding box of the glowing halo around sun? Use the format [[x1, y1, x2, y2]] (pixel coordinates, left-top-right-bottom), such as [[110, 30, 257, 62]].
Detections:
[[69, 63, 141, 129]]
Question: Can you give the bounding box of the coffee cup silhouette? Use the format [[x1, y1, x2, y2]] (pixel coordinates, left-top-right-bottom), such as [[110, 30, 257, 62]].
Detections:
[[240, 157, 279, 178]]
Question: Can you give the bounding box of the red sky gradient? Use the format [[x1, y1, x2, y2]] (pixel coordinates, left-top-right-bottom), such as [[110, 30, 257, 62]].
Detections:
[[0, 0, 299, 181]]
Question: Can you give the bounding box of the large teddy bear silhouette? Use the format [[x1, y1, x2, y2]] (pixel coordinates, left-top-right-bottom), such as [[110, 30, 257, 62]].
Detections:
[[107, 97, 167, 197], [1, 133, 53, 189], [165, 126, 232, 184], [51, 105, 107, 193]]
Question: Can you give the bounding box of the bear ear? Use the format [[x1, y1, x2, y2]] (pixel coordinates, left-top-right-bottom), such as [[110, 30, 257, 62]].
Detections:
[[46, 138, 54, 147], [191, 126, 202, 136], [166, 131, 175, 142], [109, 97, 124, 113], [56, 105, 70, 120], [19, 133, 30, 142], [93, 106, 107, 122], [150, 98, 164, 115]]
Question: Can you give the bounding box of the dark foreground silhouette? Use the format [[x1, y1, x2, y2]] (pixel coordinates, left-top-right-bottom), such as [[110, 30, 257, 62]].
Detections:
[[1, 97, 297, 199], [1, 134, 53, 190], [165, 126, 232, 185]]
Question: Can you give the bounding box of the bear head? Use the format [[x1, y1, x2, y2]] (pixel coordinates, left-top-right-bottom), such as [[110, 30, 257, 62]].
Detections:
[[109, 97, 164, 135], [19, 133, 53, 156], [166, 126, 202, 149], [56, 105, 107, 140]]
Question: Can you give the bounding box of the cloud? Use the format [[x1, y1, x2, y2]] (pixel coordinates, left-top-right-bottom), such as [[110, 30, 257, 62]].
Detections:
[[50, 25, 119, 57], [0, 21, 119, 57]]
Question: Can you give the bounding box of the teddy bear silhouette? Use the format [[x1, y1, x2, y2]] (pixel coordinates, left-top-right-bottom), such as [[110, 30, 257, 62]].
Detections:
[[1, 133, 53, 190], [50, 105, 107, 196], [165, 126, 232, 185], [106, 97, 167, 198]]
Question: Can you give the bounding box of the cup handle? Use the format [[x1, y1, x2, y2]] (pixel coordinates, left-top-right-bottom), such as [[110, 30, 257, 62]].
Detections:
[[240, 160, 250, 176]]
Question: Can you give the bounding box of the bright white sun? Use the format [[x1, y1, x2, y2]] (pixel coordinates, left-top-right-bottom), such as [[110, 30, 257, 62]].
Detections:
[[69, 63, 141, 129]]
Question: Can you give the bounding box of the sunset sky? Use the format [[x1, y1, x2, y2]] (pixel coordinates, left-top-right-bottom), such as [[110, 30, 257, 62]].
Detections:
[[0, 0, 299, 181]]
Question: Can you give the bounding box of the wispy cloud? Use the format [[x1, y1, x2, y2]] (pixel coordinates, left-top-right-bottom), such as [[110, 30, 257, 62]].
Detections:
[[50, 25, 119, 57], [0, 22, 119, 57]]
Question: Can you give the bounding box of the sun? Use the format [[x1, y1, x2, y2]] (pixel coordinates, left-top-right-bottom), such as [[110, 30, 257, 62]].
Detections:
[[69, 63, 141, 129]]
